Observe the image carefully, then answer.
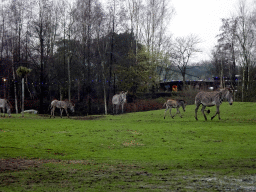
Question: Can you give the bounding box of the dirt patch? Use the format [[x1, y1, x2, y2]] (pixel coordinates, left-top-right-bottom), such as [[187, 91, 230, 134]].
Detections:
[[0, 158, 59, 172], [0, 159, 94, 172], [73, 115, 105, 120]]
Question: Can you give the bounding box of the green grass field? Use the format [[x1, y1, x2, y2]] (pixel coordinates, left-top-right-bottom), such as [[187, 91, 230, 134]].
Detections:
[[1, 102, 256, 191]]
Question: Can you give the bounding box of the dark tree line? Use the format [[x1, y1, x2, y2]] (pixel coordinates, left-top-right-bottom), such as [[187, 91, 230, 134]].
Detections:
[[0, 0, 173, 114], [1, 0, 255, 116]]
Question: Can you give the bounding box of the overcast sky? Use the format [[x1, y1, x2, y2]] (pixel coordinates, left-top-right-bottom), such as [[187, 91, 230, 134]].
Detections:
[[170, 0, 255, 63]]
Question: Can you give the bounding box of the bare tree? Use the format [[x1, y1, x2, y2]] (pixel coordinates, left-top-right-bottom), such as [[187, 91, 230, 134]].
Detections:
[[6, 0, 28, 114], [234, 0, 255, 101], [217, 18, 238, 88], [29, 0, 60, 113], [56, 0, 76, 102], [172, 34, 201, 89], [211, 45, 230, 88], [125, 0, 143, 62], [140, 0, 174, 61], [95, 4, 109, 115], [0, 3, 7, 60], [103, 0, 127, 106], [73, 0, 104, 114]]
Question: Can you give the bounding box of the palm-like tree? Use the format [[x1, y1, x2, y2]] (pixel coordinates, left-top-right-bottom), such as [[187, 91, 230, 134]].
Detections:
[[16, 66, 32, 117]]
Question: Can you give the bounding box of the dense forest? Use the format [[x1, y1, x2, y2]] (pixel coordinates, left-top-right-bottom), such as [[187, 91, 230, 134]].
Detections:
[[0, 0, 256, 115]]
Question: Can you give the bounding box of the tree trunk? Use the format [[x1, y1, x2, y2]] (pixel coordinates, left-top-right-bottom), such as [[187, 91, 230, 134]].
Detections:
[[21, 78, 24, 117], [87, 0, 92, 115], [39, 19, 44, 114], [182, 72, 186, 90], [60, 86, 63, 100], [103, 78, 108, 115], [77, 79, 80, 102], [67, 54, 71, 102], [12, 62, 18, 114]]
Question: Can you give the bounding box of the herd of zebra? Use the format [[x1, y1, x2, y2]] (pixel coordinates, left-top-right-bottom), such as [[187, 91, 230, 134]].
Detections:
[[0, 88, 233, 121]]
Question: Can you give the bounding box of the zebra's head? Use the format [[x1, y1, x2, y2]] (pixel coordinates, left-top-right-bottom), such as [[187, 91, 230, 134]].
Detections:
[[121, 91, 128, 103], [69, 102, 75, 112], [220, 88, 233, 105]]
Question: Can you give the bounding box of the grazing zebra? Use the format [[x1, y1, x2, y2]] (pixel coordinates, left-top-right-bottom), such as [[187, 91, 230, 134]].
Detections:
[[195, 88, 233, 121], [112, 91, 128, 114], [163, 99, 186, 119], [0, 99, 11, 117], [50, 100, 75, 118]]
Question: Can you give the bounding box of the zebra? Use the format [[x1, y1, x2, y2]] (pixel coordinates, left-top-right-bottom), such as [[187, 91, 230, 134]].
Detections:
[[0, 99, 11, 117], [195, 88, 233, 121], [112, 91, 128, 114], [163, 99, 186, 119], [50, 100, 75, 118]]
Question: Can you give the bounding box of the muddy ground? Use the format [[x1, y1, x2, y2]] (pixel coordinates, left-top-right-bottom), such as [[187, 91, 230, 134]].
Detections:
[[1, 159, 256, 191]]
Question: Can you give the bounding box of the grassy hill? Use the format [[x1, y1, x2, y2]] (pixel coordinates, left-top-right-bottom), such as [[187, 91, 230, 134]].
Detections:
[[1, 102, 256, 191]]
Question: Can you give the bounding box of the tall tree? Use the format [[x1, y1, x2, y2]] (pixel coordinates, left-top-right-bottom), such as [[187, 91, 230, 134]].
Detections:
[[95, 2, 109, 115], [73, 0, 103, 114], [16, 66, 31, 117], [30, 0, 60, 112], [7, 0, 27, 114], [140, 0, 174, 63], [172, 34, 201, 89], [234, 0, 255, 101], [217, 18, 238, 88], [211, 45, 231, 88]]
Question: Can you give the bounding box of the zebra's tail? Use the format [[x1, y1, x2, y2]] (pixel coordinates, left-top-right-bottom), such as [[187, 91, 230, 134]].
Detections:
[[48, 103, 53, 112]]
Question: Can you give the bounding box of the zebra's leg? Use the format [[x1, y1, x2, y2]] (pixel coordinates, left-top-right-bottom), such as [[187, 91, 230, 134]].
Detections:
[[173, 107, 180, 118], [2, 108, 5, 117], [217, 106, 221, 120], [164, 105, 169, 119], [121, 103, 124, 113], [201, 105, 207, 121], [60, 108, 63, 118], [177, 107, 183, 118], [8, 109, 11, 118], [50, 107, 53, 118], [116, 104, 119, 114], [53, 107, 56, 118], [1, 108, 4, 117], [169, 107, 174, 118], [211, 105, 220, 120], [172, 108, 178, 118], [65, 108, 69, 118], [51, 107, 55, 118], [195, 104, 200, 120]]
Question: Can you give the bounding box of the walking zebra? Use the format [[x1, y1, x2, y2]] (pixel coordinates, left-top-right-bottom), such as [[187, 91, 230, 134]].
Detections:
[[163, 99, 186, 119], [195, 88, 233, 121], [50, 100, 75, 118]]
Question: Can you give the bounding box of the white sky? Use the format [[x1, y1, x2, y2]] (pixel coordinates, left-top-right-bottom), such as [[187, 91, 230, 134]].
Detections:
[[2, 0, 253, 64], [170, 0, 255, 63]]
